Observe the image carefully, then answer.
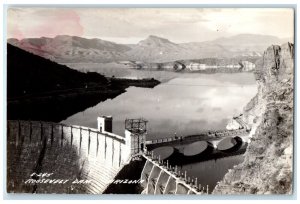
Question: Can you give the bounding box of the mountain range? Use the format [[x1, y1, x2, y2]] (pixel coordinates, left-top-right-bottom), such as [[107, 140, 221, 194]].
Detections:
[[8, 34, 291, 63]]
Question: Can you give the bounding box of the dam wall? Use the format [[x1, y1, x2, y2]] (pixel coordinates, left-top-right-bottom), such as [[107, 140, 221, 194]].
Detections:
[[7, 120, 131, 194], [140, 154, 206, 195]]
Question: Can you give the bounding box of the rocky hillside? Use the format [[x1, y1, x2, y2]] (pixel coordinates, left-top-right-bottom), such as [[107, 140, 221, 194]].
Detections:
[[213, 42, 294, 194], [7, 43, 110, 98], [8, 34, 287, 63], [7, 35, 131, 63], [7, 44, 160, 122]]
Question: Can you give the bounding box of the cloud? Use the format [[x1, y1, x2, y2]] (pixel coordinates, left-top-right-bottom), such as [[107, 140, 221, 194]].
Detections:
[[202, 8, 294, 38], [7, 7, 294, 43], [8, 8, 84, 39], [212, 107, 222, 112]]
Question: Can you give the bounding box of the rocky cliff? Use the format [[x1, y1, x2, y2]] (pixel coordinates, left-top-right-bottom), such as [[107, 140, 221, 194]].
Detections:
[[213, 42, 294, 194]]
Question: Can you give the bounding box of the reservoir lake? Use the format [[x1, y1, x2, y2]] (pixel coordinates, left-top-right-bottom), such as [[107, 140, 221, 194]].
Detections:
[[62, 71, 257, 140], [62, 70, 257, 192]]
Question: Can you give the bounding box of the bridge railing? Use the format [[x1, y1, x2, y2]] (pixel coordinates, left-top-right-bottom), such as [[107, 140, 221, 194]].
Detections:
[[146, 136, 183, 145], [146, 128, 248, 146], [141, 152, 209, 194]]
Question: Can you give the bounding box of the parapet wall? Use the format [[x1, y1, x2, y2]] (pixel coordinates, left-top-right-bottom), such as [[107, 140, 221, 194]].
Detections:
[[7, 120, 129, 194]]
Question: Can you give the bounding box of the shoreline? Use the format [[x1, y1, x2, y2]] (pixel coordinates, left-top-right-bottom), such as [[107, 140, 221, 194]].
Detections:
[[7, 78, 160, 122]]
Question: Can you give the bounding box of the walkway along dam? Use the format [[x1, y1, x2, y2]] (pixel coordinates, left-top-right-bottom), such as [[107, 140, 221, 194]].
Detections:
[[7, 116, 251, 194]]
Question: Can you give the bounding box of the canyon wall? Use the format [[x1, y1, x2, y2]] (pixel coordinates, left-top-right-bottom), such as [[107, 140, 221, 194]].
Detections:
[[213, 43, 294, 194]]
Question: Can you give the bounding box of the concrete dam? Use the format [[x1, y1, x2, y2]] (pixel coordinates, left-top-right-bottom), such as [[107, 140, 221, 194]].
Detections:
[[7, 116, 251, 194]]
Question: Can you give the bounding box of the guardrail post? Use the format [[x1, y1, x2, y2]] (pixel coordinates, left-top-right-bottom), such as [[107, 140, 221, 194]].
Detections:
[[88, 129, 91, 155], [70, 126, 73, 146], [104, 134, 108, 159], [119, 142, 122, 167], [79, 127, 82, 151], [96, 132, 99, 156]]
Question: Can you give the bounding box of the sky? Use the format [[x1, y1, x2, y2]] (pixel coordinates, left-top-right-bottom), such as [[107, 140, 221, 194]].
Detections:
[[7, 7, 294, 44]]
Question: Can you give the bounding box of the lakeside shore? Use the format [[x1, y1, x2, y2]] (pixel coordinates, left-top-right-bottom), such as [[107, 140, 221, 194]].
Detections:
[[7, 78, 160, 122]]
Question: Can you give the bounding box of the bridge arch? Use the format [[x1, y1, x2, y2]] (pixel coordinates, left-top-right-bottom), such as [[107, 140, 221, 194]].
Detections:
[[217, 136, 243, 152]]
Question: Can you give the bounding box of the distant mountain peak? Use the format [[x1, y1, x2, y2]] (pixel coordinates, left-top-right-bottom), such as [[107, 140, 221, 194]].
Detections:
[[213, 33, 280, 43], [138, 35, 177, 47], [147, 35, 165, 39], [7, 38, 19, 45], [234, 33, 279, 38], [54, 34, 75, 38]]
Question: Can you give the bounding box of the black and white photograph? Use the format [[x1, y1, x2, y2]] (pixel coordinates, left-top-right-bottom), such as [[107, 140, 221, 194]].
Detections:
[[5, 6, 295, 196]]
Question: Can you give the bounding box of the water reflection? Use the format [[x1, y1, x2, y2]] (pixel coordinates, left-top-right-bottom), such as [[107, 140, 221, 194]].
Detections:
[[62, 73, 257, 140], [180, 154, 245, 193]]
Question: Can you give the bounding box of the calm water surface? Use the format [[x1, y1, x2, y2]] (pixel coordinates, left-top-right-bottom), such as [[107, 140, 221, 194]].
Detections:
[[181, 154, 245, 193], [62, 72, 257, 140]]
